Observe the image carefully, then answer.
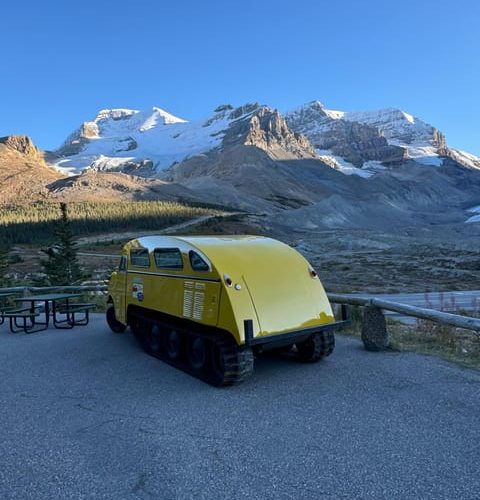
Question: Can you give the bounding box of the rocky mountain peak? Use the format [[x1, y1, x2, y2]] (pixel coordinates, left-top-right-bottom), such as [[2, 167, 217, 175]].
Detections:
[[0, 135, 64, 204], [286, 101, 329, 128], [229, 102, 262, 120], [95, 108, 138, 122], [308, 100, 327, 109], [221, 106, 316, 159], [214, 104, 234, 113], [286, 105, 406, 167], [342, 107, 446, 148], [286, 101, 456, 169], [0, 135, 40, 157]]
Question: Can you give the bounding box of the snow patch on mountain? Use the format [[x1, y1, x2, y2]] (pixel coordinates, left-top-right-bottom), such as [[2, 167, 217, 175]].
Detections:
[[402, 146, 443, 166], [322, 107, 344, 120], [448, 149, 480, 170], [316, 150, 376, 178], [466, 205, 480, 223]]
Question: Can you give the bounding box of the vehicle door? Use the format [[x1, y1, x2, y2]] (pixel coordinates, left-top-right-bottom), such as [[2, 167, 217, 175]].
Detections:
[[110, 255, 128, 323]]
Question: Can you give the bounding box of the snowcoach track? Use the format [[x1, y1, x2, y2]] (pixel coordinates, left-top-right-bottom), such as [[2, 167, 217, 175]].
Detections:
[[129, 309, 254, 386]]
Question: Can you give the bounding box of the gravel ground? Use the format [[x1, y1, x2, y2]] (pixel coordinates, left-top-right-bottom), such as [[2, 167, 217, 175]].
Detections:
[[0, 314, 479, 499]]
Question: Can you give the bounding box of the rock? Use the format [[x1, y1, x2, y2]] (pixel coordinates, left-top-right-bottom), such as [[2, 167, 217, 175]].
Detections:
[[116, 137, 138, 152], [361, 306, 389, 351], [325, 120, 406, 166], [0, 135, 40, 157], [214, 104, 234, 113], [0, 135, 64, 204], [454, 332, 480, 356], [230, 103, 261, 120], [223, 106, 317, 159]]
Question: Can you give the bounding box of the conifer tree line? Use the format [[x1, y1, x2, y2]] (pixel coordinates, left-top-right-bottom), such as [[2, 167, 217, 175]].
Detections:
[[0, 243, 10, 287], [0, 201, 218, 245]]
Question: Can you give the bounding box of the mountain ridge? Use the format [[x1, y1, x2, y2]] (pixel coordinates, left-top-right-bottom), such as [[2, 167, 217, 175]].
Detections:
[[50, 100, 480, 178], [1, 99, 479, 233]]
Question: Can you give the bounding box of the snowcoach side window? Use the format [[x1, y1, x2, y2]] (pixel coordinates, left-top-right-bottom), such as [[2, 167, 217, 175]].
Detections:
[[154, 248, 183, 269], [189, 250, 210, 272], [130, 249, 150, 267], [118, 256, 127, 272]]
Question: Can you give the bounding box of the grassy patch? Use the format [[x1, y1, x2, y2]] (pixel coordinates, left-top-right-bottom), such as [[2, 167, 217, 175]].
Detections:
[[389, 321, 480, 370], [78, 291, 108, 313], [336, 305, 480, 370]]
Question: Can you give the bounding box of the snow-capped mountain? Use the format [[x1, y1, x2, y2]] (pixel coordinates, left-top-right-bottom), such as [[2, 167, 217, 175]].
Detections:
[[3, 98, 480, 230], [54, 100, 480, 181], [284, 101, 480, 177], [55, 104, 265, 175], [285, 101, 452, 175]]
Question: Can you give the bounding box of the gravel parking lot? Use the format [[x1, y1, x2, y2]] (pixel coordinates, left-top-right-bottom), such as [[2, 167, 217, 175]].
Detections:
[[0, 314, 479, 499]]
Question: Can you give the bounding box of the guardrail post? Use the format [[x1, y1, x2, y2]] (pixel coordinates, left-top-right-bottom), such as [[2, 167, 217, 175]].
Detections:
[[361, 306, 388, 351]]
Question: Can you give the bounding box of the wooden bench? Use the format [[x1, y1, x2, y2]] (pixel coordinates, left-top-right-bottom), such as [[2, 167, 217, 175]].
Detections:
[[54, 303, 96, 328], [2, 308, 44, 334]]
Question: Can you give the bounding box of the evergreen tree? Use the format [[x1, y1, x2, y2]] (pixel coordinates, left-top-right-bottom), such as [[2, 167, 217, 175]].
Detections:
[[0, 242, 10, 288], [42, 203, 86, 286]]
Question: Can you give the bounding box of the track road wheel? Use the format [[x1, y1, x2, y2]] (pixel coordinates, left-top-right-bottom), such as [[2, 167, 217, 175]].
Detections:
[[106, 306, 126, 333], [296, 331, 335, 362], [211, 343, 225, 383], [324, 332, 335, 356], [147, 323, 164, 353], [130, 315, 145, 342], [165, 329, 183, 361], [187, 335, 207, 372]]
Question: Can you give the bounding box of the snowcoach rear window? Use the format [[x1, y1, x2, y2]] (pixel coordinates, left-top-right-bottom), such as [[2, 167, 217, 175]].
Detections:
[[130, 249, 150, 267], [154, 248, 183, 269], [189, 250, 210, 272]]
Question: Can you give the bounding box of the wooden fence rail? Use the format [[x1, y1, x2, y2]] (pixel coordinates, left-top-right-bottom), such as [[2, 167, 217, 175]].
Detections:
[[0, 284, 109, 294], [327, 293, 480, 333]]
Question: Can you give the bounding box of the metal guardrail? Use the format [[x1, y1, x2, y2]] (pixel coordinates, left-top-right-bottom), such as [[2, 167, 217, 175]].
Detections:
[[328, 293, 480, 333]]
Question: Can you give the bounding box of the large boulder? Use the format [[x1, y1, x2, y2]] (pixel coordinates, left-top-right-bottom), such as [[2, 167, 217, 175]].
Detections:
[[361, 306, 389, 351]]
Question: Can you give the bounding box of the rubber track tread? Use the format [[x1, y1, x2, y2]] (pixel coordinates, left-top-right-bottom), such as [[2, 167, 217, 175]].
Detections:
[[297, 331, 335, 362], [130, 310, 254, 386]]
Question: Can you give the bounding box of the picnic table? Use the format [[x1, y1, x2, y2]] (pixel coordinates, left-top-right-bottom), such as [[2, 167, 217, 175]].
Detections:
[[0, 292, 20, 325], [7, 293, 95, 333], [0, 292, 18, 304]]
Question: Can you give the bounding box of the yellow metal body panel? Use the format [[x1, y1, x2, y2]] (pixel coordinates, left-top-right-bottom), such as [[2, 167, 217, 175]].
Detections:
[[107, 235, 335, 345], [109, 268, 127, 324]]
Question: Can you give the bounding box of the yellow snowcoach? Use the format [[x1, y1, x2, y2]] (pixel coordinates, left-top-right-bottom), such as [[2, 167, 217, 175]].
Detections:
[[106, 235, 345, 385]]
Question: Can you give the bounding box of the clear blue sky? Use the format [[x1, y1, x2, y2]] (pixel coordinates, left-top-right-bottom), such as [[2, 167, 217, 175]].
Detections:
[[1, 0, 479, 154]]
